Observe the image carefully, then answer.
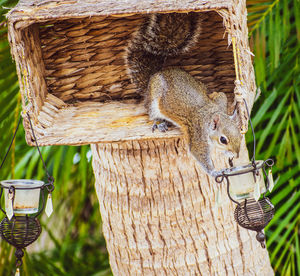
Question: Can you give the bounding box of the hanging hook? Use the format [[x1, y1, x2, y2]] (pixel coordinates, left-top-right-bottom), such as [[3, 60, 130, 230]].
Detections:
[[15, 248, 24, 267]]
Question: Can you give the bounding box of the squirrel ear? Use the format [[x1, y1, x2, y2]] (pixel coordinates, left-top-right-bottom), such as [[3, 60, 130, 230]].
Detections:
[[230, 108, 238, 122], [211, 114, 220, 130]]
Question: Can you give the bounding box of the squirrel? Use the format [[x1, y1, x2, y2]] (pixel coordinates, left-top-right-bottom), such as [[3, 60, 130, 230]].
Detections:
[[125, 13, 242, 176]]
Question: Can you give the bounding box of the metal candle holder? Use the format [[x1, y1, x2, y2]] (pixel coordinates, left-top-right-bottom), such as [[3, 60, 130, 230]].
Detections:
[[215, 159, 275, 248], [0, 114, 54, 275], [215, 99, 275, 248]]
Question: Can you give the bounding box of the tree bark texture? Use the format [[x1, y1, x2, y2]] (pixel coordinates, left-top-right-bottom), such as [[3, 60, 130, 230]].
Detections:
[[91, 139, 274, 275]]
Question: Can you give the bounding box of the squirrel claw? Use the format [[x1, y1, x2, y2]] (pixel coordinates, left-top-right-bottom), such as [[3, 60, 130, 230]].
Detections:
[[152, 123, 158, 132], [152, 120, 169, 133], [158, 122, 168, 132]]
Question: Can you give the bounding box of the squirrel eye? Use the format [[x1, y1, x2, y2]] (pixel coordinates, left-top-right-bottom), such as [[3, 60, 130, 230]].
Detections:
[[220, 136, 228, 145]]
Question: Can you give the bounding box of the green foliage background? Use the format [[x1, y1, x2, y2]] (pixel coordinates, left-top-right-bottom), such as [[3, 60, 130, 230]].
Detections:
[[0, 0, 299, 275]]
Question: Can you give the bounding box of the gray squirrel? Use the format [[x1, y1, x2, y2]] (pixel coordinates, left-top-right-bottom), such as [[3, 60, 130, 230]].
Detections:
[[126, 13, 242, 176]]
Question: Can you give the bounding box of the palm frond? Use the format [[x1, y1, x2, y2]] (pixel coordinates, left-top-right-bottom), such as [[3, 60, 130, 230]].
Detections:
[[0, 1, 111, 275], [247, 0, 300, 274], [247, 0, 280, 35]]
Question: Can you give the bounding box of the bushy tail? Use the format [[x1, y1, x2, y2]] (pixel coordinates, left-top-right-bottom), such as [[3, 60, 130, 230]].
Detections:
[[126, 13, 202, 92]]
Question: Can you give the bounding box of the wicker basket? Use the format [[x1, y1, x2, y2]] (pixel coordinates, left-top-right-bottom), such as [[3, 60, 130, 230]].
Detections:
[[7, 0, 255, 146]]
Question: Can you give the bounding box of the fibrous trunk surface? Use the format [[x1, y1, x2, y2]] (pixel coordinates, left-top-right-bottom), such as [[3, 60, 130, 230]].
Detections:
[[92, 139, 273, 275]]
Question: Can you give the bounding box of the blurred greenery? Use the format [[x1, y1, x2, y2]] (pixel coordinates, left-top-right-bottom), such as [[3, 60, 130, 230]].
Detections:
[[0, 0, 299, 275], [0, 1, 111, 275], [247, 0, 300, 275]]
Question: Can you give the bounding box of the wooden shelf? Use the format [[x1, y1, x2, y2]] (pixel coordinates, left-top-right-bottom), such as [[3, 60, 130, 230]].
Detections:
[[26, 99, 182, 146]]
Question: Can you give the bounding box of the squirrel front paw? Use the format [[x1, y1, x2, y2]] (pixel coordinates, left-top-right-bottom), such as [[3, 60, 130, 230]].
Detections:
[[205, 168, 227, 177], [209, 170, 220, 177], [211, 168, 232, 177], [152, 120, 170, 133]]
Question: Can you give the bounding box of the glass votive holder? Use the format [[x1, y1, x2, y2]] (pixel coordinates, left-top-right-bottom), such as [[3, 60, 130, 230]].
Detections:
[[224, 160, 266, 202], [1, 180, 44, 214]]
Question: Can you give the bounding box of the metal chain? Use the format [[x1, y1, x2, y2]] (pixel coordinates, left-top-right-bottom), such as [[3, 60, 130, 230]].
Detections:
[[0, 116, 22, 170], [0, 114, 54, 192], [26, 113, 54, 191]]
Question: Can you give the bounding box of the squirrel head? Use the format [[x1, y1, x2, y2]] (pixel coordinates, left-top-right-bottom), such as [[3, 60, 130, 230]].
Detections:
[[208, 113, 242, 159]]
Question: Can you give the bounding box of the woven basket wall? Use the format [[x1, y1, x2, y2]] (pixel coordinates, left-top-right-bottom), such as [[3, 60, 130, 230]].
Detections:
[[7, 0, 255, 146]]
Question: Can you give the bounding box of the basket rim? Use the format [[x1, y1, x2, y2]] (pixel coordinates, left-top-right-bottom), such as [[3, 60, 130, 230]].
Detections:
[[6, 1, 232, 25]]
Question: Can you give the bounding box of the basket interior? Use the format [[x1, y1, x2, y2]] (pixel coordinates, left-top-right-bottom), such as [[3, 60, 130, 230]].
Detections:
[[39, 11, 235, 104], [21, 11, 236, 145]]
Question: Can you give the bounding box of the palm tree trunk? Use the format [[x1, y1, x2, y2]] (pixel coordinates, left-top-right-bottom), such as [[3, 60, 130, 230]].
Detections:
[[91, 138, 273, 275]]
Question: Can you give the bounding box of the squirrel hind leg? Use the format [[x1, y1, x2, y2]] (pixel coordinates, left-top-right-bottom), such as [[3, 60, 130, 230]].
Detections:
[[148, 94, 179, 129]]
